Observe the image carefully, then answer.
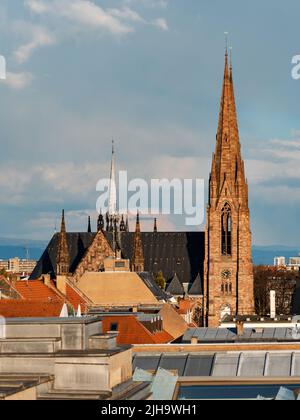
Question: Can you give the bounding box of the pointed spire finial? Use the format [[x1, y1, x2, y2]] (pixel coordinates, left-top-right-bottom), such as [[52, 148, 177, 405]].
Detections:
[[87, 215, 92, 233], [224, 32, 229, 56], [112, 138, 115, 154], [108, 140, 117, 216], [60, 209, 66, 233]]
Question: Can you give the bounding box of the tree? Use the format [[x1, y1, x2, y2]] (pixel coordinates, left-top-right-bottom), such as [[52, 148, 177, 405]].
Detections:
[[155, 271, 166, 290], [254, 266, 299, 316], [0, 268, 7, 278]]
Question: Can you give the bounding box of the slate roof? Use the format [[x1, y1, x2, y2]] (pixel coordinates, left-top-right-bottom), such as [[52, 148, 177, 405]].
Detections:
[[166, 273, 185, 296], [133, 351, 300, 377], [182, 327, 300, 343], [30, 231, 205, 287], [138, 272, 169, 301], [188, 273, 203, 295]]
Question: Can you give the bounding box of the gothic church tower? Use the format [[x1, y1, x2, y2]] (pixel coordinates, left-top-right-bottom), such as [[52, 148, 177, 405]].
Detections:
[[204, 51, 255, 327]]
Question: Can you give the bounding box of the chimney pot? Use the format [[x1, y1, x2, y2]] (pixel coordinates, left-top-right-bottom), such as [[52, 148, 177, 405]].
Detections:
[[236, 320, 245, 336]]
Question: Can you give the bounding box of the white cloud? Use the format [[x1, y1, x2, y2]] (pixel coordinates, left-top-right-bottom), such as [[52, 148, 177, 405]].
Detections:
[[24, 0, 169, 37], [107, 7, 146, 24], [124, 0, 168, 9], [5, 71, 33, 89], [13, 23, 56, 63], [25, 0, 135, 35], [152, 17, 168, 31]]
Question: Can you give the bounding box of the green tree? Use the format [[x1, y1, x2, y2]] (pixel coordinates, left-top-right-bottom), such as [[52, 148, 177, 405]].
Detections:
[[155, 271, 166, 290]]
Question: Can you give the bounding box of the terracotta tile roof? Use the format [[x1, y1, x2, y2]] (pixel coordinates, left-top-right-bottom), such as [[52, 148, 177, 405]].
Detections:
[[178, 299, 196, 315], [66, 284, 87, 313], [102, 316, 174, 345], [0, 300, 64, 318], [152, 330, 174, 343], [14, 281, 62, 302]]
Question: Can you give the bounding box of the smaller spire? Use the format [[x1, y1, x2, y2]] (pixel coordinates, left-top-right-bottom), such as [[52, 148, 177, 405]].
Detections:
[[97, 210, 104, 232], [120, 215, 126, 232], [60, 209, 66, 233], [154, 218, 158, 233], [87, 216, 92, 233], [136, 211, 141, 232], [56, 209, 70, 276], [125, 215, 129, 232], [132, 210, 144, 272]]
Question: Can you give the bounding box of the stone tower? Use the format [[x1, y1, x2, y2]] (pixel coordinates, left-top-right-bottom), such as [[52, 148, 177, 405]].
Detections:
[[56, 210, 70, 276], [132, 212, 145, 272], [203, 51, 255, 327]]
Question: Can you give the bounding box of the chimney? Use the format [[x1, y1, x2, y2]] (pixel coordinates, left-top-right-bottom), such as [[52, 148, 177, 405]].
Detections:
[[43, 274, 52, 288], [191, 337, 198, 344], [270, 290, 276, 319], [236, 320, 245, 336]]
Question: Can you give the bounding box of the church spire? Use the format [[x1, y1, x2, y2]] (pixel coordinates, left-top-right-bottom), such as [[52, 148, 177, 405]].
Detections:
[[131, 211, 144, 272], [204, 49, 254, 327], [210, 50, 245, 202], [108, 139, 117, 217], [56, 210, 70, 276]]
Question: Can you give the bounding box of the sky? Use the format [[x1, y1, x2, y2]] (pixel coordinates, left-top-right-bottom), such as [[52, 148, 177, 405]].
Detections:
[[0, 0, 300, 246]]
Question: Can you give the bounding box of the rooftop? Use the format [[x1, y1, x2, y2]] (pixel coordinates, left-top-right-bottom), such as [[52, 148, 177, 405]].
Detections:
[[133, 351, 300, 378], [182, 327, 300, 343]]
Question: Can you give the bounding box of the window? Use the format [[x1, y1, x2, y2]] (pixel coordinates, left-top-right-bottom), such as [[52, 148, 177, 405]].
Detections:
[[110, 323, 119, 332], [115, 261, 125, 268], [221, 203, 232, 256]]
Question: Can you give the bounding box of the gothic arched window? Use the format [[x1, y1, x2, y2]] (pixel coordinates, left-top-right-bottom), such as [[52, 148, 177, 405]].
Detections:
[[221, 203, 232, 256]]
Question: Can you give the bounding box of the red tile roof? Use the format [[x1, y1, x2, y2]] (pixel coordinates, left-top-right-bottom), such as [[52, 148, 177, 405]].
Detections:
[[14, 281, 62, 302], [66, 284, 87, 313], [177, 299, 196, 315], [0, 300, 64, 318], [152, 330, 174, 343], [102, 316, 174, 345]]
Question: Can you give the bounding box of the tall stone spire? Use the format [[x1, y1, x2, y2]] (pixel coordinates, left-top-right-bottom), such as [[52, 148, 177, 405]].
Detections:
[[131, 211, 144, 272], [204, 51, 254, 327], [108, 140, 117, 217], [56, 210, 70, 276]]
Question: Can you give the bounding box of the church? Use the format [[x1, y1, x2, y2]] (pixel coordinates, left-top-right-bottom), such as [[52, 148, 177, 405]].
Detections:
[[31, 50, 255, 327]]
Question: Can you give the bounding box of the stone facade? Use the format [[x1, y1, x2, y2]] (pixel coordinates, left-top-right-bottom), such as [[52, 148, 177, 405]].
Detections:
[[203, 52, 255, 327], [73, 230, 115, 282]]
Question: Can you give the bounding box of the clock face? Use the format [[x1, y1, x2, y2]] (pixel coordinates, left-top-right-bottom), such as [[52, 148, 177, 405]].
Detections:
[[222, 269, 231, 279]]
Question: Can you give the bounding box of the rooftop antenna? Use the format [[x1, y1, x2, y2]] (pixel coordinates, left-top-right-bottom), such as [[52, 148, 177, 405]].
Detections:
[[24, 246, 30, 261]]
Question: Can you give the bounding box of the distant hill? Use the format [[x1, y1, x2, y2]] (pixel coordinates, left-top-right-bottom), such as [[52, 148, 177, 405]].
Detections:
[[0, 237, 47, 261]]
